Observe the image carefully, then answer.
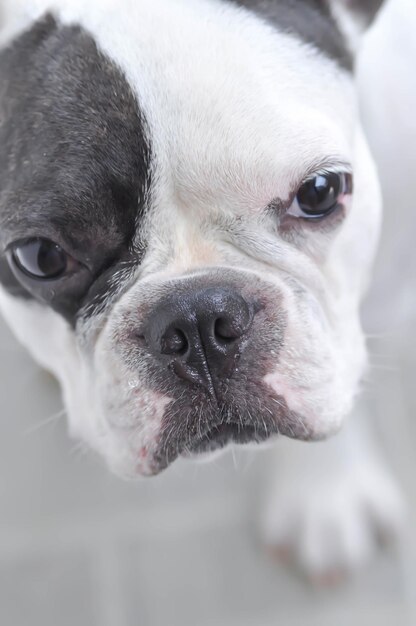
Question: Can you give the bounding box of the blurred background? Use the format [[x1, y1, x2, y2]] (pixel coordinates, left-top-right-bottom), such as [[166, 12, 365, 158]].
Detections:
[[1, 1, 415, 625]]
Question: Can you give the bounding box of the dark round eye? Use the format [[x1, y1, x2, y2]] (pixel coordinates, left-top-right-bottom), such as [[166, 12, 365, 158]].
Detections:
[[11, 238, 69, 280], [294, 172, 350, 219]]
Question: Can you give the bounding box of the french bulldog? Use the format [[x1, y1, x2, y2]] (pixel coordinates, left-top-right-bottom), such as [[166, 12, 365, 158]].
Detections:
[[0, 0, 405, 578]]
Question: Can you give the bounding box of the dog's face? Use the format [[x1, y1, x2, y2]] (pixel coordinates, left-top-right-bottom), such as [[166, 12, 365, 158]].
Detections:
[[0, 0, 383, 476]]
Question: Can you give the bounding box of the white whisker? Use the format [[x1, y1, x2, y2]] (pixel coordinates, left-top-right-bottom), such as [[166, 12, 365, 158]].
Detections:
[[24, 407, 66, 436]]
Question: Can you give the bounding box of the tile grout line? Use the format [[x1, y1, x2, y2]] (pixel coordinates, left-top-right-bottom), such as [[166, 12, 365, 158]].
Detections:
[[91, 541, 129, 626]]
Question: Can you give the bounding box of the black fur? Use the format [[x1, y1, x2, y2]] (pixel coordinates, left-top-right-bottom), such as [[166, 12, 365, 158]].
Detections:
[[230, 0, 354, 70], [0, 15, 152, 323]]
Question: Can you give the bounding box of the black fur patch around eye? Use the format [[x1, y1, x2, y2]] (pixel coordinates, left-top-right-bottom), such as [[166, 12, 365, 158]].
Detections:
[[0, 15, 152, 322], [229, 0, 354, 70]]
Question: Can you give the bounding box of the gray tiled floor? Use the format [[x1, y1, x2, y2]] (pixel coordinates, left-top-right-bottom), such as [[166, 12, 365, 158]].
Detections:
[[0, 314, 415, 626], [0, 551, 98, 626]]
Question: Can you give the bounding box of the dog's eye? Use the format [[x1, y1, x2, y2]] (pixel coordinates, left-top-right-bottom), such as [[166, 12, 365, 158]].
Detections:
[[11, 238, 72, 280], [289, 172, 352, 219]]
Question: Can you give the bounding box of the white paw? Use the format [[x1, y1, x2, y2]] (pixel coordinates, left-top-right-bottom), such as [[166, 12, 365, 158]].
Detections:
[[260, 448, 406, 582]]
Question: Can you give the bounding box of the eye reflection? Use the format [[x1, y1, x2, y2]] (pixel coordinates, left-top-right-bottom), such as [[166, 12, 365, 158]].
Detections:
[[289, 172, 352, 220], [11, 238, 69, 280]]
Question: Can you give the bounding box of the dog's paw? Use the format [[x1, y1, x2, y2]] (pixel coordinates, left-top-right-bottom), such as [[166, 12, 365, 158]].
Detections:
[[260, 455, 406, 583]]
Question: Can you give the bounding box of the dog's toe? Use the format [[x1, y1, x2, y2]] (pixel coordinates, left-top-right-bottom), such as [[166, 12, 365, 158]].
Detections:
[[260, 459, 406, 583]]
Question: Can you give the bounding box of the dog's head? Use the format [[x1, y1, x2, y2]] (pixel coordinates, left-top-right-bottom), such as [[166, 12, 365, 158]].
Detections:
[[0, 0, 383, 476]]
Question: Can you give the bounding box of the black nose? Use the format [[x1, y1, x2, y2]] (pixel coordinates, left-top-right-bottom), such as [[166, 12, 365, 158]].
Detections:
[[144, 287, 255, 397]]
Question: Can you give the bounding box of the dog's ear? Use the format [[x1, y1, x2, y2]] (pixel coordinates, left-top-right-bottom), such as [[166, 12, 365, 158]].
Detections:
[[0, 0, 42, 47], [327, 0, 385, 37], [0, 0, 24, 30], [336, 0, 384, 27]]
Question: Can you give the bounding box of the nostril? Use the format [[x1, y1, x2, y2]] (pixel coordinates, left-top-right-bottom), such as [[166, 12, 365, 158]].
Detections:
[[161, 328, 188, 355], [214, 317, 242, 342]]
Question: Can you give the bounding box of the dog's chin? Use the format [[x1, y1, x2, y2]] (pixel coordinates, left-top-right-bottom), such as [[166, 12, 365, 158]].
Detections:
[[104, 415, 279, 479], [182, 422, 270, 458], [140, 425, 274, 478], [106, 419, 329, 479], [101, 382, 347, 478], [141, 397, 324, 476]]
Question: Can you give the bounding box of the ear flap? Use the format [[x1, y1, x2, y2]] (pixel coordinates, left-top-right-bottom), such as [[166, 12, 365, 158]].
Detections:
[[328, 0, 385, 37], [0, 1, 43, 48], [343, 0, 385, 28], [325, 0, 385, 54]]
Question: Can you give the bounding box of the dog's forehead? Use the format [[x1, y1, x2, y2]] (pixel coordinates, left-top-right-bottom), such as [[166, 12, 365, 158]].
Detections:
[[117, 0, 355, 214], [52, 1, 352, 198], [1, 0, 355, 213]]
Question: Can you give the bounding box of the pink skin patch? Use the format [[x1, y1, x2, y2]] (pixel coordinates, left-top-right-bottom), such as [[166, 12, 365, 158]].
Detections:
[[139, 445, 148, 460], [263, 369, 314, 419]]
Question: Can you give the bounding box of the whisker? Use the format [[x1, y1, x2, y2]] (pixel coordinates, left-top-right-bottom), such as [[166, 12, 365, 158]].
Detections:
[[368, 364, 399, 373], [270, 397, 285, 408], [365, 332, 391, 340], [230, 445, 238, 471], [69, 440, 90, 459], [24, 407, 66, 436], [241, 450, 256, 475]]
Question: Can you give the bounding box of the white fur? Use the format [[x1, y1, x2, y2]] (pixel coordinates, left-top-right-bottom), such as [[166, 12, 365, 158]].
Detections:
[[260, 410, 405, 577]]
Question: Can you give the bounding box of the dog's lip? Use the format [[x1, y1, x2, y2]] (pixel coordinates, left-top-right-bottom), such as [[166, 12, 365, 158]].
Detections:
[[181, 421, 271, 457], [147, 415, 278, 474], [149, 419, 275, 474]]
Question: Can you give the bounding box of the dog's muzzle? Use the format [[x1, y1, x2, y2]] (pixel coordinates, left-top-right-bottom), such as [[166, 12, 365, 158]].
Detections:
[[136, 284, 281, 467], [122, 276, 298, 473]]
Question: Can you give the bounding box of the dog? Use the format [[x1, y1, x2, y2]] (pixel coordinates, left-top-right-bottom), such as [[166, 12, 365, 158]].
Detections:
[[0, 0, 405, 579]]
